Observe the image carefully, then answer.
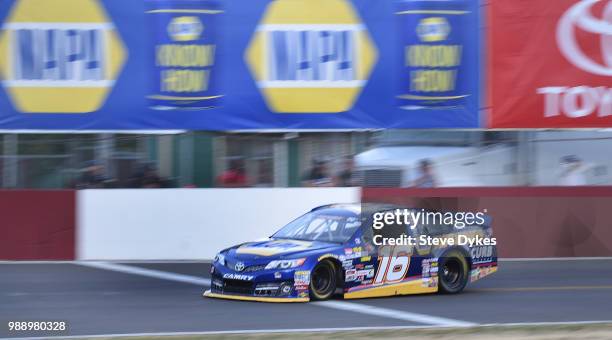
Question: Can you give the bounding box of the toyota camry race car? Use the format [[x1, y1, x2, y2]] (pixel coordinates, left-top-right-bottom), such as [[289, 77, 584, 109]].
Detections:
[[204, 204, 497, 302]]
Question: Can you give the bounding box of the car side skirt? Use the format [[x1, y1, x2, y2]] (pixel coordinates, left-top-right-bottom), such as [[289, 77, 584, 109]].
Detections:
[[344, 277, 438, 299]]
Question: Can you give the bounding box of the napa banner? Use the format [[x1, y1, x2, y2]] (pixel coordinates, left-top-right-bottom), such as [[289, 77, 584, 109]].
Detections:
[[0, 0, 482, 130]]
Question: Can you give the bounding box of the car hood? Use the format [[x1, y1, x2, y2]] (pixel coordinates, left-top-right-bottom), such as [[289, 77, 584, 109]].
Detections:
[[226, 238, 339, 261]]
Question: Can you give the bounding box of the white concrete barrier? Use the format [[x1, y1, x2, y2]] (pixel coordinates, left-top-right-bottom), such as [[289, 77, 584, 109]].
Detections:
[[77, 188, 360, 260]]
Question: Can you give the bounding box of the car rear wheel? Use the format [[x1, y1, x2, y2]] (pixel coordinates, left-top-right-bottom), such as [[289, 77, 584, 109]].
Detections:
[[309, 260, 336, 300], [438, 250, 469, 294]]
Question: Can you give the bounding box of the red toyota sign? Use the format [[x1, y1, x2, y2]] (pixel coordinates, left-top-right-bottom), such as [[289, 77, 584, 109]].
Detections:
[[488, 0, 612, 128]]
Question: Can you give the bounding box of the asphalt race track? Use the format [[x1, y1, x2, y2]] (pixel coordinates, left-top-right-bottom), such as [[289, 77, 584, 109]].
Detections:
[[2, 259, 612, 338]]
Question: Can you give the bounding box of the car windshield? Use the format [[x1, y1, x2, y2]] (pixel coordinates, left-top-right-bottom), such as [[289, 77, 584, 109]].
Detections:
[[272, 210, 361, 243]]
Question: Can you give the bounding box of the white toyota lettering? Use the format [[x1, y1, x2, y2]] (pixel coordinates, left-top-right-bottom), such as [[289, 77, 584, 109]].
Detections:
[[538, 86, 612, 117]]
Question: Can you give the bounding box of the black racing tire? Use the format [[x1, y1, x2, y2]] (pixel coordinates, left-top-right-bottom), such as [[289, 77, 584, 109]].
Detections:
[[309, 260, 337, 301], [438, 250, 469, 294]]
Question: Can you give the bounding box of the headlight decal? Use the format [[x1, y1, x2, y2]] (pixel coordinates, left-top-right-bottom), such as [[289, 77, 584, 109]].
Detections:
[[214, 253, 226, 266], [264, 258, 306, 270]]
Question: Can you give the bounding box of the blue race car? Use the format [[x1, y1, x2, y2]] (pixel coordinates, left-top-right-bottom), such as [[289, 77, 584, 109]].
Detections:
[[204, 203, 497, 302]]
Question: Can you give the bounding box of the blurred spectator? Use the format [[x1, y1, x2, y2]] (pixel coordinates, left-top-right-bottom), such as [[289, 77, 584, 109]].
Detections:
[[335, 156, 356, 187], [217, 158, 250, 187], [302, 160, 332, 187], [558, 155, 587, 186], [75, 161, 113, 189], [413, 159, 437, 188], [128, 163, 171, 188], [140, 164, 167, 188]]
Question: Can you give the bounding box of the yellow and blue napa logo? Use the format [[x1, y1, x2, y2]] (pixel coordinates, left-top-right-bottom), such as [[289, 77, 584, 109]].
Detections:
[[0, 0, 127, 113], [168, 16, 203, 42], [416, 17, 450, 42], [245, 0, 377, 113]]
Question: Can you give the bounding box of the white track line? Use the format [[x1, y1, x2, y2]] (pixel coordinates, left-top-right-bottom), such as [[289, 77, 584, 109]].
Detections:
[[3, 321, 612, 340], [76, 262, 211, 287], [75, 262, 473, 327], [314, 300, 476, 326]]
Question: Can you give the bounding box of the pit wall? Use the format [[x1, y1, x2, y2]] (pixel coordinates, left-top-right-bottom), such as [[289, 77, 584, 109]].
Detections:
[[363, 187, 612, 258], [77, 188, 360, 260], [1, 187, 612, 260], [0, 190, 75, 260]]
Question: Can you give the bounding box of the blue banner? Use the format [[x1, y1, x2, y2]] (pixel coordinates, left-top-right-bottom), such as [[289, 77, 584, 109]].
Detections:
[[146, 0, 222, 110], [0, 0, 482, 130], [396, 0, 477, 112]]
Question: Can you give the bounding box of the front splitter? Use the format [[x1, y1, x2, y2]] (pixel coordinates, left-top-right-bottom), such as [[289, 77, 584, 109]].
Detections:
[[203, 290, 309, 303]]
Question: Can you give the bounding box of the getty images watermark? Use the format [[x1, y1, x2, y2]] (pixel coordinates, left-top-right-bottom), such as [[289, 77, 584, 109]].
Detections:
[[371, 209, 497, 247]]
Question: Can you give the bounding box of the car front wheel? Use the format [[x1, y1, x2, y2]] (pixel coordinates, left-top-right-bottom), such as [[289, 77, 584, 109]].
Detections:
[[309, 260, 336, 300]]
